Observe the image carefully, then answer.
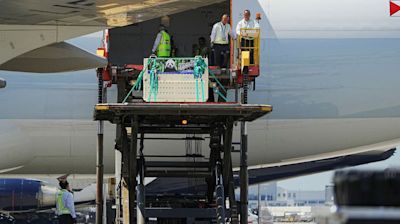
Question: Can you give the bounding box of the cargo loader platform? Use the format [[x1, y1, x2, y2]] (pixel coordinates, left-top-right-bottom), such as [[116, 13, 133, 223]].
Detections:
[[94, 49, 269, 223], [94, 103, 271, 132], [94, 102, 271, 224]]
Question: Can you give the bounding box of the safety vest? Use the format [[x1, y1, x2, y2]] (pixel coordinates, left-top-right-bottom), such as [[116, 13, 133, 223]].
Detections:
[[157, 31, 171, 57], [56, 189, 71, 215]]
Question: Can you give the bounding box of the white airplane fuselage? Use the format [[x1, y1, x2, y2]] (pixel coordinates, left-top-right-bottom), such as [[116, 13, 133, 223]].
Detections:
[[1, 0, 400, 174]]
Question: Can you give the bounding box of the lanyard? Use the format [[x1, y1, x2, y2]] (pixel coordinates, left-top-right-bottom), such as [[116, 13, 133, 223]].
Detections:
[[220, 22, 227, 40]]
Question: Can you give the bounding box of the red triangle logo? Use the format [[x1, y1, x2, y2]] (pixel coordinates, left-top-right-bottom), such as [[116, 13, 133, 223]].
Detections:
[[390, 1, 400, 16]]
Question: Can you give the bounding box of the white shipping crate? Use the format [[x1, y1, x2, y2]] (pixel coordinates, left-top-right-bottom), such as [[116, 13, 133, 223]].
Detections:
[[143, 57, 209, 102]]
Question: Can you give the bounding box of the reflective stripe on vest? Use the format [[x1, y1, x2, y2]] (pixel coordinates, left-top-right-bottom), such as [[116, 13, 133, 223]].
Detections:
[[157, 31, 171, 57], [57, 190, 71, 215]]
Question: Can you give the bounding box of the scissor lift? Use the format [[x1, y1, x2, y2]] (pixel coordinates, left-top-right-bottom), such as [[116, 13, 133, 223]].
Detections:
[[94, 102, 271, 224], [94, 28, 268, 224]]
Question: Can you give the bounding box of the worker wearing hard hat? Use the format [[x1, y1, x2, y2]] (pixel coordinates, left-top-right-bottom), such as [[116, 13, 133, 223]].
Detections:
[[152, 25, 171, 57], [236, 9, 260, 64], [56, 181, 76, 224], [210, 14, 234, 68]]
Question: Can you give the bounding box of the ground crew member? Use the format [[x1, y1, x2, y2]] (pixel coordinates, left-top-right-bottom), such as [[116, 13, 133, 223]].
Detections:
[[210, 14, 234, 68], [236, 10, 260, 64], [152, 25, 171, 57], [56, 181, 76, 224]]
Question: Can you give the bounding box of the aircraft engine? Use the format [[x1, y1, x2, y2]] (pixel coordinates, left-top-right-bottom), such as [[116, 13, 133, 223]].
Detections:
[[0, 179, 58, 212]]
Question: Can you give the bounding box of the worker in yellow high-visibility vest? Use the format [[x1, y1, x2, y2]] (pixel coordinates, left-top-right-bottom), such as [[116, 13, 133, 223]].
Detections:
[[152, 25, 171, 57], [56, 181, 76, 224]]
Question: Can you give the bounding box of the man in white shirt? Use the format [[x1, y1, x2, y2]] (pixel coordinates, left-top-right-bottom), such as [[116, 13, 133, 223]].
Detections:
[[235, 10, 260, 36], [236, 10, 260, 64], [210, 14, 234, 68]]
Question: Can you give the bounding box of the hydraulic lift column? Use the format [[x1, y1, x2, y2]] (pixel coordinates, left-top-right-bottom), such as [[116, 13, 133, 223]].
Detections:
[[96, 68, 105, 224], [115, 73, 127, 224], [129, 116, 139, 224], [240, 53, 250, 224]]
